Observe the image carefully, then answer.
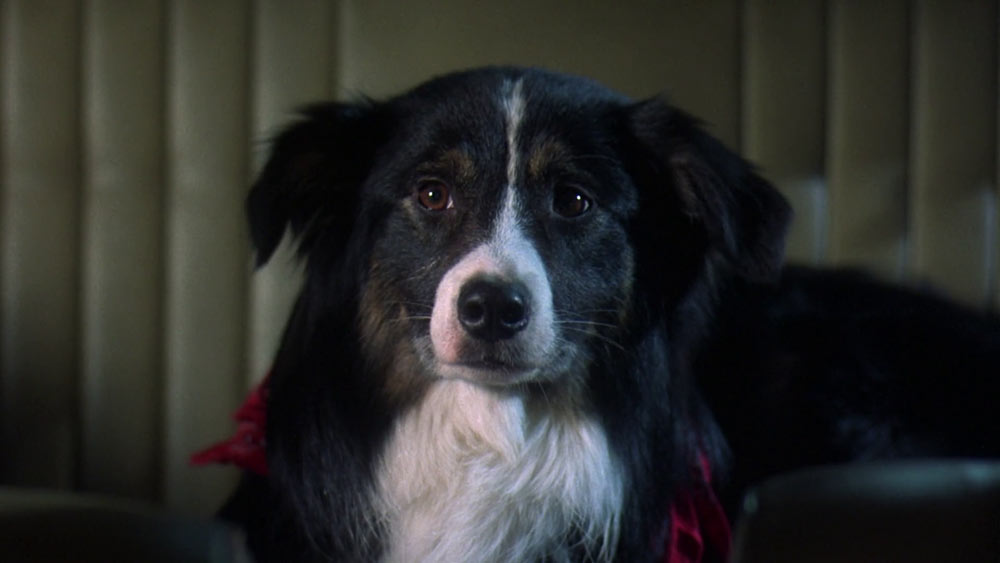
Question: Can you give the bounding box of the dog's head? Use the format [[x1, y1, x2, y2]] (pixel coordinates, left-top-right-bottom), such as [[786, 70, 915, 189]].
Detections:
[[249, 67, 790, 391]]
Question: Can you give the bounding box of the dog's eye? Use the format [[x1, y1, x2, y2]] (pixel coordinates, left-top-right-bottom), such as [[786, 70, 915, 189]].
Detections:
[[416, 181, 453, 211], [552, 186, 592, 218]]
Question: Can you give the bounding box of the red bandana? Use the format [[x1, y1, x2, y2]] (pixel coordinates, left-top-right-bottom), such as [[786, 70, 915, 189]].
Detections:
[[190, 375, 270, 476], [663, 455, 732, 562], [192, 376, 731, 562]]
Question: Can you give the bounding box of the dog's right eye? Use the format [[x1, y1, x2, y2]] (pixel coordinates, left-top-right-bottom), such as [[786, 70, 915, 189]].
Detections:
[[552, 186, 593, 218], [416, 181, 453, 211]]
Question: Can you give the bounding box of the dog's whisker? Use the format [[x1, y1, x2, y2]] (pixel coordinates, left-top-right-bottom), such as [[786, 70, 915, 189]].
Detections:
[[383, 315, 432, 325], [535, 382, 553, 410], [386, 298, 435, 309], [390, 307, 433, 317], [556, 319, 621, 330], [560, 326, 627, 353], [554, 307, 621, 317], [398, 260, 444, 284]]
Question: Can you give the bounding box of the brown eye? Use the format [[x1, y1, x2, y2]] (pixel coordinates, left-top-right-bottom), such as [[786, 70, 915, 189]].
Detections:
[[552, 186, 592, 218], [416, 181, 452, 211]]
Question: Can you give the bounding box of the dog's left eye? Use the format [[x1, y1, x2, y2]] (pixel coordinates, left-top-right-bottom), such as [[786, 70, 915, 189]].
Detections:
[[552, 186, 593, 218], [416, 180, 453, 211]]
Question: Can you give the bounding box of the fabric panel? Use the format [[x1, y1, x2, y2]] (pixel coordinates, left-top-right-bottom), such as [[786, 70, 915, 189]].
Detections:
[[909, 0, 998, 306], [80, 0, 165, 501], [826, 0, 911, 280], [338, 0, 744, 145], [742, 0, 828, 264], [0, 0, 82, 489], [163, 0, 251, 514]]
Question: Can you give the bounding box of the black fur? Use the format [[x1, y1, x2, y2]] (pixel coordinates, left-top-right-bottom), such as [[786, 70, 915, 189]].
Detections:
[[220, 67, 1000, 561], [697, 266, 1000, 513]]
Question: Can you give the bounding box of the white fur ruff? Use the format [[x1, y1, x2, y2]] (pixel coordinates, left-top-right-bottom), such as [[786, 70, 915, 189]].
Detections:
[[376, 380, 624, 562]]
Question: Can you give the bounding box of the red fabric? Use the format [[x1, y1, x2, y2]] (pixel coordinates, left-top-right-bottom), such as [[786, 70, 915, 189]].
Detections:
[[190, 375, 270, 476], [192, 375, 732, 561], [663, 455, 732, 563]]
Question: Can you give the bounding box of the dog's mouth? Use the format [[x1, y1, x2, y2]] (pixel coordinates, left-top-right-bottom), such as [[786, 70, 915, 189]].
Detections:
[[424, 324, 593, 386], [458, 358, 531, 372], [434, 354, 542, 385], [407, 311, 560, 386]]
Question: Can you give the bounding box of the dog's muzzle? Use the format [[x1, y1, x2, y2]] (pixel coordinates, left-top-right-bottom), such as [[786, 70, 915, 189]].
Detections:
[[427, 230, 557, 383]]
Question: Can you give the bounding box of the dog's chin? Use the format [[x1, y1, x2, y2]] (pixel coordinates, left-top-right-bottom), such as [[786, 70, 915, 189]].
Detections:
[[414, 334, 575, 388], [434, 360, 542, 387]]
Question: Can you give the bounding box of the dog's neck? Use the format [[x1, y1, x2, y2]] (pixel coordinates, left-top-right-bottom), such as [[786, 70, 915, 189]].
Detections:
[[375, 378, 624, 562]]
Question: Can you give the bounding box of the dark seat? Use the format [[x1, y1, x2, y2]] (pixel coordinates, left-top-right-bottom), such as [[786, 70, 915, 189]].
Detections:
[[0, 487, 249, 563], [732, 460, 1000, 563]]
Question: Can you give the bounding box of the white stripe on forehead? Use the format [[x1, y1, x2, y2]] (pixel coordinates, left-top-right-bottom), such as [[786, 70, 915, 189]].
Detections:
[[502, 78, 526, 189], [497, 79, 526, 243]]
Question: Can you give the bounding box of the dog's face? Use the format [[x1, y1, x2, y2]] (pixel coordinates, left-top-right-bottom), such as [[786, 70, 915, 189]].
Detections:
[[362, 77, 642, 387], [249, 67, 790, 392]]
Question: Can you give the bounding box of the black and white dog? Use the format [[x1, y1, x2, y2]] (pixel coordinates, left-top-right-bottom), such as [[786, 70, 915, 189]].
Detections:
[[215, 67, 1000, 562]]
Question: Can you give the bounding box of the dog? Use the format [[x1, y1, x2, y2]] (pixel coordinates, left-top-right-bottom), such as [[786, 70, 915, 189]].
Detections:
[[205, 67, 1000, 562]]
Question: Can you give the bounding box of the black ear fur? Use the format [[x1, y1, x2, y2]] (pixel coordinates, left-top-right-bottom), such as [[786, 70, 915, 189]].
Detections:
[[247, 101, 383, 267], [630, 98, 792, 282]]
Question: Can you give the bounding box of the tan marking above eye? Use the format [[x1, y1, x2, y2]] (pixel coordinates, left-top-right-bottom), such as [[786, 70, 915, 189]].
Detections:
[[528, 138, 572, 179]]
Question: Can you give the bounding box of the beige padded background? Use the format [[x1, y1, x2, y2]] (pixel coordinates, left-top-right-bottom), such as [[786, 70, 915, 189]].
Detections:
[[0, 0, 997, 515]]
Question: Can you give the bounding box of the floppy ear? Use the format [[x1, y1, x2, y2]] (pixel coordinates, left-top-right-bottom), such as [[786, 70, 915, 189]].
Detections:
[[629, 98, 792, 282], [247, 101, 383, 266]]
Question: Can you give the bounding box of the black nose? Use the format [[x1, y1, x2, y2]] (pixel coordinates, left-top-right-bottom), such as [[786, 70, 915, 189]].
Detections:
[[457, 278, 531, 342]]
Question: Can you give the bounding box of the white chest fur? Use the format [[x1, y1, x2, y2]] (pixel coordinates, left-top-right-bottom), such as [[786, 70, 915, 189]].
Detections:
[[376, 380, 624, 562]]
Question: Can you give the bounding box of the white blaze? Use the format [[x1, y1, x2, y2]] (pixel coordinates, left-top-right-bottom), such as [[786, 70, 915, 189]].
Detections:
[[427, 78, 554, 378], [503, 79, 525, 190]]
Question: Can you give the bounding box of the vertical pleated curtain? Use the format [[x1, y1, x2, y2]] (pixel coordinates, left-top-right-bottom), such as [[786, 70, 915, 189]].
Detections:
[[0, 0, 997, 515]]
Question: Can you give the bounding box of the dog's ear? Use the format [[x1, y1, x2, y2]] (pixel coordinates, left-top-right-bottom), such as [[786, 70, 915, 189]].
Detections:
[[628, 98, 792, 282], [247, 101, 383, 266]]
